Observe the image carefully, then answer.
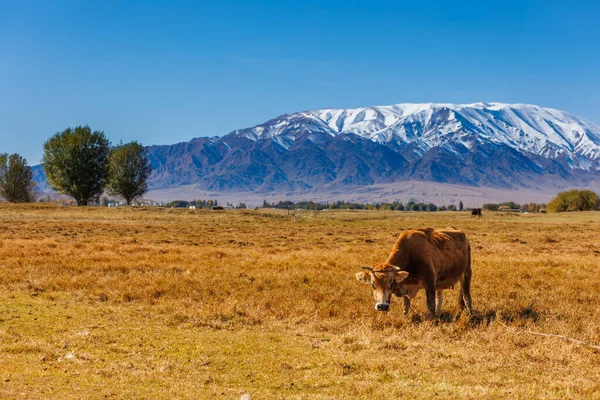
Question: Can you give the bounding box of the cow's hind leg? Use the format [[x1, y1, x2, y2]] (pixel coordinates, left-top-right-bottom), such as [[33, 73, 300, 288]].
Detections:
[[424, 276, 437, 315], [403, 296, 411, 316], [436, 291, 444, 314], [457, 290, 466, 309]]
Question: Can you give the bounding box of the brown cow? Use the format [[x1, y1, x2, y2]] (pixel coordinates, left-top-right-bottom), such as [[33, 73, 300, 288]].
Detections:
[[356, 227, 472, 315]]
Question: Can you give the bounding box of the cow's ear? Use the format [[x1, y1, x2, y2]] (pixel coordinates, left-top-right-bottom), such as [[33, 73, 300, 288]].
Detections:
[[356, 271, 371, 284], [394, 271, 409, 283]]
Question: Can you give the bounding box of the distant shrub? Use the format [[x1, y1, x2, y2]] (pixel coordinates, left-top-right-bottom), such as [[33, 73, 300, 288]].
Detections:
[[166, 200, 190, 208], [547, 189, 599, 213], [498, 201, 520, 210], [483, 203, 498, 211]]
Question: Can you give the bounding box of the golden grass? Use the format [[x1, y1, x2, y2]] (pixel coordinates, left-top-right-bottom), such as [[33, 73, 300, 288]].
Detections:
[[1, 204, 600, 399]]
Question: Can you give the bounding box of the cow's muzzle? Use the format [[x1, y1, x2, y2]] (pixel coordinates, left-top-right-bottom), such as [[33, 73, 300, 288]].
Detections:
[[375, 303, 390, 312]]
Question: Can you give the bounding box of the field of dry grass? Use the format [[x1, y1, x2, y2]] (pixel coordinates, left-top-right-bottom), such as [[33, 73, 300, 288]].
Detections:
[[1, 204, 599, 399]]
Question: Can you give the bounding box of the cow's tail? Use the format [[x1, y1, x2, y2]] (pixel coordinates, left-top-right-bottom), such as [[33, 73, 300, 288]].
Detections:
[[467, 239, 471, 273], [459, 239, 472, 309], [459, 239, 473, 312]]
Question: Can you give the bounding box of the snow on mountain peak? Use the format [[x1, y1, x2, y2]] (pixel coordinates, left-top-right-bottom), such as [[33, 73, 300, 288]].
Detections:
[[235, 102, 600, 170]]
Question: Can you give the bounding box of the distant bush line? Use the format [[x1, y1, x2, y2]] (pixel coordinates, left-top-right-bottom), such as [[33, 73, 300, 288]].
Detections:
[[117, 197, 600, 213], [165, 200, 233, 209], [30, 195, 600, 214], [482, 202, 547, 213], [263, 200, 458, 211]]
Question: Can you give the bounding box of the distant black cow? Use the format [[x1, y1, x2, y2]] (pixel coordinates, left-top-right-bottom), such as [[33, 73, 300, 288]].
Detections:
[[212, 206, 224, 210], [471, 208, 482, 218]]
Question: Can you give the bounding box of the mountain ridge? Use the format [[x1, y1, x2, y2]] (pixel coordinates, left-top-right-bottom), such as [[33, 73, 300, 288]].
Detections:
[[234, 102, 600, 170], [32, 102, 600, 202]]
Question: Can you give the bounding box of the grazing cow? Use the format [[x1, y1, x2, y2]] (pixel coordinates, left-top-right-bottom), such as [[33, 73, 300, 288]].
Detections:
[[356, 227, 472, 316], [471, 208, 482, 218], [212, 206, 224, 210]]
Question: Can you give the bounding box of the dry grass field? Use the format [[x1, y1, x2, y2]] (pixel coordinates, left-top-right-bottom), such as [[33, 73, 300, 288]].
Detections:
[[1, 204, 599, 399]]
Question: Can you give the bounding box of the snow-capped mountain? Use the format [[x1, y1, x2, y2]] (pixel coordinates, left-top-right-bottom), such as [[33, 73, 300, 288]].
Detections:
[[136, 102, 600, 194], [235, 102, 600, 171]]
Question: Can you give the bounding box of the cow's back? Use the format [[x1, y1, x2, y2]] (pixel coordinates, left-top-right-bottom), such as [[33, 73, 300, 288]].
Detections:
[[387, 227, 470, 289], [436, 228, 469, 250]]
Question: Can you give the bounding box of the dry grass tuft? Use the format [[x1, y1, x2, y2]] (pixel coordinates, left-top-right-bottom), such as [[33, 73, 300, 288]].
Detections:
[[1, 203, 600, 398]]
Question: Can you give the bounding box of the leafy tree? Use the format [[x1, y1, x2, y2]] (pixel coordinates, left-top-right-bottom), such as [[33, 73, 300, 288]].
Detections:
[[43, 126, 110, 206], [447, 204, 456, 211], [0, 153, 35, 203], [459, 200, 464, 211], [107, 141, 152, 205]]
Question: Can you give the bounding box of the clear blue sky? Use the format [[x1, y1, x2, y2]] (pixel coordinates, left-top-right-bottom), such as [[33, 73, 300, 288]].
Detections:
[[2, 0, 599, 164]]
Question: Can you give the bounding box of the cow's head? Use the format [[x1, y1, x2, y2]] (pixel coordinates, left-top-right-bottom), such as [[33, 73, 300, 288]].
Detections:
[[356, 264, 409, 312]]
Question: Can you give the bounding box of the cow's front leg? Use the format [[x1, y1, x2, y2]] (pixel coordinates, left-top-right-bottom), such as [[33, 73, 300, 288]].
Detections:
[[403, 296, 411, 316]]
